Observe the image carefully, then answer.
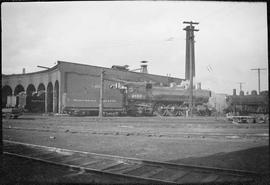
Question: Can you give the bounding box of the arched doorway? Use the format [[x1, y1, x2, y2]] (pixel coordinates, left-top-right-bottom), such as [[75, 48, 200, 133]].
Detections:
[[14, 84, 25, 107], [34, 83, 46, 113], [14, 84, 24, 95], [2, 85, 12, 108], [38, 83, 46, 92], [47, 82, 53, 113], [26, 84, 36, 112], [54, 80, 59, 113]]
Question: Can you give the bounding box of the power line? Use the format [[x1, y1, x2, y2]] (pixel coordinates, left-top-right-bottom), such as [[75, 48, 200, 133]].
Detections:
[[237, 82, 245, 92], [251, 68, 267, 94]]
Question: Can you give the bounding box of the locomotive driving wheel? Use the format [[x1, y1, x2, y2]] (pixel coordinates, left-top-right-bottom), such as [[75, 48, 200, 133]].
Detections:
[[153, 103, 166, 116], [167, 104, 178, 116], [176, 104, 187, 116]]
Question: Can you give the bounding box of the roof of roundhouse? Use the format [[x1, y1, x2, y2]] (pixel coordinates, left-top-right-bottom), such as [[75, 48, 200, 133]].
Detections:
[[2, 60, 183, 81], [2, 63, 59, 77], [57, 60, 183, 81]]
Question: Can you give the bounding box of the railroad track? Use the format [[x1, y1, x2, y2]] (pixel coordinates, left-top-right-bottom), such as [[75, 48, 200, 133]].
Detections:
[[3, 140, 260, 184]]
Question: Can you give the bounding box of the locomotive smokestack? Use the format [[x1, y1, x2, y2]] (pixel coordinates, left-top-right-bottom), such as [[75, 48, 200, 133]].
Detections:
[[140, 61, 148, 74], [22, 68, 25, 74], [251, 90, 257, 95], [240, 90, 244, 96], [233, 89, 236, 96]]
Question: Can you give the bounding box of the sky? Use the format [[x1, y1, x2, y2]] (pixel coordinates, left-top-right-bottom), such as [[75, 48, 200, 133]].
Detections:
[[1, 1, 268, 94]]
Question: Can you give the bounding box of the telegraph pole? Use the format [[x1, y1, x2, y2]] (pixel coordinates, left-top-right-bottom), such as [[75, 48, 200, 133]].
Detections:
[[251, 68, 266, 94], [183, 21, 199, 117], [99, 70, 105, 117], [237, 82, 245, 92]]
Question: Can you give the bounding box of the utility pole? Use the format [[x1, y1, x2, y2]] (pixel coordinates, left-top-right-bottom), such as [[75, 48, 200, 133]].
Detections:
[[99, 70, 105, 117], [237, 82, 245, 114], [183, 21, 199, 117], [251, 68, 267, 94], [237, 82, 245, 92]]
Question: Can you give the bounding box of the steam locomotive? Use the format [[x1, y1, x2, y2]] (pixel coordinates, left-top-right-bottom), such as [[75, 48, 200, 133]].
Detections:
[[124, 82, 211, 116], [25, 91, 45, 113], [225, 90, 269, 116], [63, 79, 211, 116]]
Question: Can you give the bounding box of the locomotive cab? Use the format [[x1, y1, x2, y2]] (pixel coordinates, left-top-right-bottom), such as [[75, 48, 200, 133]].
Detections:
[[125, 82, 152, 100], [124, 82, 154, 116]]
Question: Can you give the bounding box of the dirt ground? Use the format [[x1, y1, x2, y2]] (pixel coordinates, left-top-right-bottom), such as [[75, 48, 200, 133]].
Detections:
[[3, 114, 269, 174]]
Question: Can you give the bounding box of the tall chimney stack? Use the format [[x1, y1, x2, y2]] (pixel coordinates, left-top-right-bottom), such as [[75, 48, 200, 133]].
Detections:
[[22, 68, 25, 74]]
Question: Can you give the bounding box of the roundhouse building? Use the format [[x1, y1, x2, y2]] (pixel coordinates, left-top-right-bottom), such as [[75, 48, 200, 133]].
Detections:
[[2, 61, 183, 113]]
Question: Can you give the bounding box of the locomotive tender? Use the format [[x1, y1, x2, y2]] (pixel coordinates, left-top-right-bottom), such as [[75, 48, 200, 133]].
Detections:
[[62, 72, 211, 116]]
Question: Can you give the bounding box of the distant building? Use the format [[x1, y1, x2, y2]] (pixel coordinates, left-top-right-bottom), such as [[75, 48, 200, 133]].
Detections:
[[2, 60, 183, 113]]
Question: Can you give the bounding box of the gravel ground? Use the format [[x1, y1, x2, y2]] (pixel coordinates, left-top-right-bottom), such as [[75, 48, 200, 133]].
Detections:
[[2, 114, 269, 183]]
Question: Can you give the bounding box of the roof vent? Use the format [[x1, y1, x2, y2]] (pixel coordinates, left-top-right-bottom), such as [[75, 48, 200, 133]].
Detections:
[[111, 65, 129, 71], [140, 61, 148, 73]]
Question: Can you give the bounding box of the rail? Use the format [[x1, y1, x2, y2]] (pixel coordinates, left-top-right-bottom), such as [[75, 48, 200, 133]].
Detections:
[[3, 140, 261, 184]]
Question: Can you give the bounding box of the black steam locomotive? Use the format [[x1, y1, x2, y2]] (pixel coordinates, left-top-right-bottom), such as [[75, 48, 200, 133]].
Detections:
[[124, 82, 211, 116], [225, 90, 269, 116], [25, 91, 45, 113], [63, 79, 211, 116]]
